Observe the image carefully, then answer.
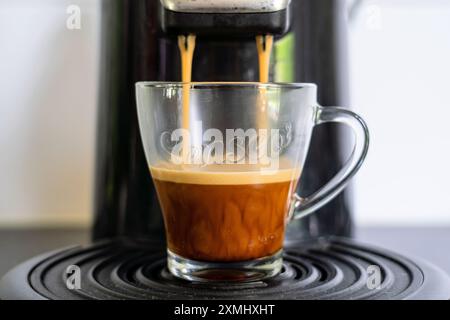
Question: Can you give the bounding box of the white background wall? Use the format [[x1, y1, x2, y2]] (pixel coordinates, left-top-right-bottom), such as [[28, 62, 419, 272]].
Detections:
[[0, 0, 449, 227], [0, 0, 99, 227], [350, 0, 450, 226]]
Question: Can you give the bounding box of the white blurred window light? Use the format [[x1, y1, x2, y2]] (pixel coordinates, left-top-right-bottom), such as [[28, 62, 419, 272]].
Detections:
[[350, 0, 450, 226], [0, 0, 100, 227]]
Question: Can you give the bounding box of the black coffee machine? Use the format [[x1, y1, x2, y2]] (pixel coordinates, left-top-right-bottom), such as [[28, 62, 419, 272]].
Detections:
[[94, 0, 352, 243], [1, 0, 449, 300]]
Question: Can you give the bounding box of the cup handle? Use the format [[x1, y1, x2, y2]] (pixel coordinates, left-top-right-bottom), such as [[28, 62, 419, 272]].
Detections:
[[288, 106, 370, 221]]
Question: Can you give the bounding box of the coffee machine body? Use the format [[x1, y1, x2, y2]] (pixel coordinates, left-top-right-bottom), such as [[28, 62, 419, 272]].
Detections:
[[94, 0, 352, 242]]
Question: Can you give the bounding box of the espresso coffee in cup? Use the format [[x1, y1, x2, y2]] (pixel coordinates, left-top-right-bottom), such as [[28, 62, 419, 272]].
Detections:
[[136, 82, 369, 281], [151, 164, 301, 262]]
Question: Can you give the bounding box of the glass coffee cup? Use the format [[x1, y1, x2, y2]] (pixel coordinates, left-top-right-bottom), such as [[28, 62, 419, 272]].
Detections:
[[136, 82, 369, 282]]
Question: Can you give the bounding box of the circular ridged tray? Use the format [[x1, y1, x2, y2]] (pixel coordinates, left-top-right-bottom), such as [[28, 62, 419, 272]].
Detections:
[[1, 238, 449, 300]]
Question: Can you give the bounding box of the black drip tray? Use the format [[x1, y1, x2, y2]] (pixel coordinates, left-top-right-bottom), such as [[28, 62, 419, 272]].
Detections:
[[1, 237, 449, 300]]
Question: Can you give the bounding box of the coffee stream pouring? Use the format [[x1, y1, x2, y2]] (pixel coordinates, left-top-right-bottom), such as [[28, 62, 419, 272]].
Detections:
[[177, 32, 274, 156]]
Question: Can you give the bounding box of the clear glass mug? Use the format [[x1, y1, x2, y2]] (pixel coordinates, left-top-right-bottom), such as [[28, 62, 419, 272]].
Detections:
[[136, 82, 369, 282]]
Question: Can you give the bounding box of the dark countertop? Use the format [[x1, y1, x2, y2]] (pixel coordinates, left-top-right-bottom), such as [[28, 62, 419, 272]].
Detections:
[[0, 229, 89, 278], [356, 227, 450, 275], [0, 227, 449, 277]]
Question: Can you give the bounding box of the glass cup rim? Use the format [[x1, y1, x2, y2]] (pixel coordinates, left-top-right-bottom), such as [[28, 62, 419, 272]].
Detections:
[[135, 81, 317, 90]]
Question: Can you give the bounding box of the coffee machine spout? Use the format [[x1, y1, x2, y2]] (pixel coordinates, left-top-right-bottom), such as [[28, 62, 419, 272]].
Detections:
[[160, 0, 291, 38]]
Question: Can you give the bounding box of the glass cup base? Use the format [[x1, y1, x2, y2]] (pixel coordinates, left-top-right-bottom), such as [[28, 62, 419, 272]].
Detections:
[[167, 250, 283, 282]]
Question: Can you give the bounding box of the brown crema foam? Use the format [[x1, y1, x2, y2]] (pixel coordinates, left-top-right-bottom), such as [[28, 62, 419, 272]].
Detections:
[[151, 165, 301, 262]]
